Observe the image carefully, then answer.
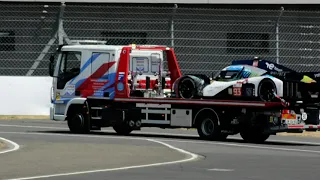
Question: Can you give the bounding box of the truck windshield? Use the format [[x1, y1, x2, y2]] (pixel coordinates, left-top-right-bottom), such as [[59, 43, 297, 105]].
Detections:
[[57, 51, 81, 89]]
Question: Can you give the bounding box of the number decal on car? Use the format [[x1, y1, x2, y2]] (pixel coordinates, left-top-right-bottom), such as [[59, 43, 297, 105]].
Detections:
[[233, 87, 242, 96]]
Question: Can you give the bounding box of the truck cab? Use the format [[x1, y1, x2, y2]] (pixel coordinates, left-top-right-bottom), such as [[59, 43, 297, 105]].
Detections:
[[48, 41, 180, 121]]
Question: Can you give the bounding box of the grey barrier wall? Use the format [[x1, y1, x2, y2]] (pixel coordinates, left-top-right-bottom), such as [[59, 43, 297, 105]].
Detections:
[[0, 2, 320, 77]]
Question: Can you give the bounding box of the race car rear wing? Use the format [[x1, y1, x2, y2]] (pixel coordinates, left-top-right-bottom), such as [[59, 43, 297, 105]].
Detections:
[[301, 72, 320, 83]]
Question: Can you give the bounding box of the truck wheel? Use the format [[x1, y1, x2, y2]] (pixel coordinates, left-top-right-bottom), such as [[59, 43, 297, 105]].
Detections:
[[240, 128, 270, 143], [67, 106, 90, 134], [113, 123, 133, 136], [239, 114, 270, 143], [196, 112, 224, 141]]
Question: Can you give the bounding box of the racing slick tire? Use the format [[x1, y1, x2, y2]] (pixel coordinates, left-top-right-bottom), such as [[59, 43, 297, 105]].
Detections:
[[67, 104, 91, 134], [176, 75, 208, 99], [177, 76, 197, 99], [196, 110, 226, 141], [257, 78, 277, 102]]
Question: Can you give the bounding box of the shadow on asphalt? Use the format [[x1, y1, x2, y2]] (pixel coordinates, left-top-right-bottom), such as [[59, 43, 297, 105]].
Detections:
[[28, 130, 320, 147]]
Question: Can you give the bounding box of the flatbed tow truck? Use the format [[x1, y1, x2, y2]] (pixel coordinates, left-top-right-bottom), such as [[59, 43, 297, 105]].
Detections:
[[48, 40, 320, 143]]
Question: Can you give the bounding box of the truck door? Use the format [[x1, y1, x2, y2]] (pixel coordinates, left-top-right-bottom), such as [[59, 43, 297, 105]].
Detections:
[[87, 51, 116, 98], [55, 51, 81, 96], [52, 50, 82, 116]]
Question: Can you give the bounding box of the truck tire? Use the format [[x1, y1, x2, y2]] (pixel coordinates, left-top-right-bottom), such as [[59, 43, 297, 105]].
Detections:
[[113, 123, 133, 136], [239, 113, 270, 143], [196, 110, 225, 141], [240, 127, 270, 144], [67, 105, 90, 134]]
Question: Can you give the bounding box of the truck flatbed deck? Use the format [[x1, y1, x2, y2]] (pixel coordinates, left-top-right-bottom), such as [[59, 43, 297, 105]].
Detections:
[[113, 97, 284, 108]]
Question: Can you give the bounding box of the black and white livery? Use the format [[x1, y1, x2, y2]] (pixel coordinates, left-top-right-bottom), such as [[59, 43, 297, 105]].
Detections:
[[173, 58, 320, 102]]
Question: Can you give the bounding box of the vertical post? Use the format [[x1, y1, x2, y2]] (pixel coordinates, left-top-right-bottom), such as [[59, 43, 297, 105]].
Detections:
[[26, 2, 66, 76], [58, 2, 66, 45], [275, 6, 284, 64], [170, 4, 178, 48]]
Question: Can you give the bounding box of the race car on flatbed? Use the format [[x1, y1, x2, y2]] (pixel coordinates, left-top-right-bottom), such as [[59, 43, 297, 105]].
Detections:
[[173, 58, 320, 104]]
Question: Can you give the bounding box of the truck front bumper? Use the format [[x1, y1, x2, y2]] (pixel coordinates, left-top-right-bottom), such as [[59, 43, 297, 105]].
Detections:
[[50, 107, 66, 121]]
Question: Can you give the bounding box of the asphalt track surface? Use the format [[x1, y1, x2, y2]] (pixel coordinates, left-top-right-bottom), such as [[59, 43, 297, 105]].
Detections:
[[1, 120, 320, 180]]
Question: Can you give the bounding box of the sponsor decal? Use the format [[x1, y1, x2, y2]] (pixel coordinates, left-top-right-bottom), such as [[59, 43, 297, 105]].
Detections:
[[117, 82, 124, 91], [65, 85, 75, 96], [236, 78, 248, 84], [270, 71, 286, 76], [314, 73, 320, 78], [266, 62, 282, 72], [118, 72, 125, 81]]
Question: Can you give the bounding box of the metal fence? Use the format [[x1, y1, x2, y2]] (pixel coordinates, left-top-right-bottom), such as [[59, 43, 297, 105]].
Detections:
[[1, 2, 320, 76]]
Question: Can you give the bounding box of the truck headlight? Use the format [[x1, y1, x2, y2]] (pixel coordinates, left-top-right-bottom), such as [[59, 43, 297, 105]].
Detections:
[[51, 86, 54, 102]]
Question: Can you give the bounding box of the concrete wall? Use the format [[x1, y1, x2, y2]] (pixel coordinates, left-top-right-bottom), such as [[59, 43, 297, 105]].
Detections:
[[0, 76, 52, 115]]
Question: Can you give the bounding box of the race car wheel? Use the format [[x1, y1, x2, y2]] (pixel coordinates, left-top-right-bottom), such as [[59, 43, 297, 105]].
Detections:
[[257, 79, 277, 102], [177, 76, 197, 99]]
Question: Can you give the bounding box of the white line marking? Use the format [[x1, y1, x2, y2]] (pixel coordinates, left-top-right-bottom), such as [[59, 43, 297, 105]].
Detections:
[[1, 131, 320, 155], [207, 168, 234, 172], [0, 137, 20, 155], [4, 133, 199, 180], [157, 139, 320, 154], [2, 123, 320, 146]]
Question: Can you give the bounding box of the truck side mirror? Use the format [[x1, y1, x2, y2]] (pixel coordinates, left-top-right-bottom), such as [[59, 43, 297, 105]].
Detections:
[[49, 55, 54, 77], [146, 76, 150, 90]]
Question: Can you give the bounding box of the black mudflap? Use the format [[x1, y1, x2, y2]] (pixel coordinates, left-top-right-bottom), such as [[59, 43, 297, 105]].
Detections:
[[305, 107, 320, 126], [101, 108, 123, 127]]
